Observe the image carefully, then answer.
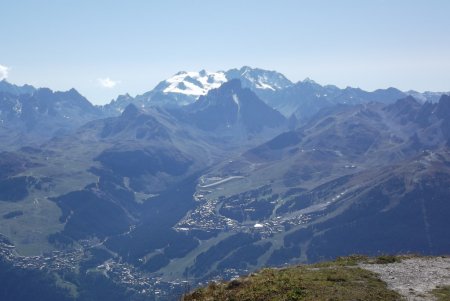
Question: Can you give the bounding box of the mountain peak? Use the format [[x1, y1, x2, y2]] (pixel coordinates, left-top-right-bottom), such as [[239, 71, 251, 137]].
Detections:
[[239, 65, 254, 73], [194, 79, 243, 107], [116, 93, 132, 100], [160, 70, 227, 97], [438, 94, 450, 105], [302, 77, 317, 84], [121, 103, 140, 119], [64, 88, 84, 98], [384, 95, 421, 119], [35, 87, 54, 98], [436, 94, 450, 119], [190, 79, 285, 132], [226, 67, 293, 92], [0, 79, 36, 96], [397, 95, 420, 106], [217, 78, 242, 91]]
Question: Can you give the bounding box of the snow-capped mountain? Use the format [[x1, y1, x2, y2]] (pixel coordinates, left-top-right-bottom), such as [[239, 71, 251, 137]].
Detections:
[[225, 66, 293, 92], [101, 70, 228, 114], [101, 66, 450, 118], [102, 67, 294, 115], [406, 90, 450, 103], [157, 70, 227, 97], [155, 67, 292, 98]]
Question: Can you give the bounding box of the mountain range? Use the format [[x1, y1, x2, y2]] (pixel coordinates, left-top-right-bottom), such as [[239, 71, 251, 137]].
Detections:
[[100, 67, 448, 120], [0, 84, 103, 149], [0, 68, 449, 301], [1, 67, 447, 151]]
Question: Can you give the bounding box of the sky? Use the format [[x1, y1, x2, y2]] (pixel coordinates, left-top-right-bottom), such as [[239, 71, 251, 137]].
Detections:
[[1, 0, 449, 105]]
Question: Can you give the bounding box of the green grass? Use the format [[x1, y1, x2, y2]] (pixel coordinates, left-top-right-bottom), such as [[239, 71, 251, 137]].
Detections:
[[0, 147, 99, 256], [432, 285, 450, 301], [0, 195, 64, 256], [183, 257, 401, 301], [373, 255, 402, 264], [314, 255, 369, 267]]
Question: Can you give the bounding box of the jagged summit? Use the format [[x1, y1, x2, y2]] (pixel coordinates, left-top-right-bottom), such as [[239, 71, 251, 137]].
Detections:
[[386, 95, 421, 114], [121, 103, 140, 119], [226, 66, 293, 91], [0, 79, 36, 96], [302, 77, 318, 85], [437, 94, 450, 114]]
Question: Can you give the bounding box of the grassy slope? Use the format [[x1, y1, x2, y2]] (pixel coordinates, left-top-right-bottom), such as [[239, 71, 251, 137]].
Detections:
[[0, 147, 99, 255], [183, 256, 401, 301], [432, 285, 450, 301]]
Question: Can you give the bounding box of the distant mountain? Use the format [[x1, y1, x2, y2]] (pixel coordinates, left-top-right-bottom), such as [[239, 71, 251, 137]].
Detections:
[[102, 67, 295, 114], [51, 103, 220, 183], [178, 79, 286, 134], [102, 93, 135, 115], [241, 94, 450, 183], [406, 90, 449, 103], [0, 87, 103, 149], [102, 67, 292, 114], [102, 70, 228, 115], [156, 70, 227, 99], [262, 80, 408, 121], [102, 67, 448, 122], [226, 66, 293, 91], [0, 80, 36, 96]]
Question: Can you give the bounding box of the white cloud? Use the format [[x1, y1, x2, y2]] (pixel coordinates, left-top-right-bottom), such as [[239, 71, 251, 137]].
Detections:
[[0, 64, 9, 80], [98, 77, 119, 88]]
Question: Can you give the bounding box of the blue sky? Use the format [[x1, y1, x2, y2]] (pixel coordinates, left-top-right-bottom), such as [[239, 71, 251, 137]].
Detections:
[[1, 0, 449, 104]]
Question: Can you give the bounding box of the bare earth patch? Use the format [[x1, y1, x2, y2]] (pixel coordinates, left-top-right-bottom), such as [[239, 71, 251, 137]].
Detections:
[[360, 257, 450, 300]]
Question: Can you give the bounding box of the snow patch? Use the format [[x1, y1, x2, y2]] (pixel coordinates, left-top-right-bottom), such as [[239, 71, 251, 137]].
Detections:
[[232, 93, 239, 105], [255, 81, 276, 91], [162, 70, 227, 97], [232, 93, 241, 115], [13, 100, 22, 116]]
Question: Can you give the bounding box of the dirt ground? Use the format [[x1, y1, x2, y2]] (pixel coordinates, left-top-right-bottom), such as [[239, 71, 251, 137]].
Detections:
[[360, 257, 450, 300]]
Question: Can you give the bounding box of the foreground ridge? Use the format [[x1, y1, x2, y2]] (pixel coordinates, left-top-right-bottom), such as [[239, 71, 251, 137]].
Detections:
[[183, 255, 450, 301]]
